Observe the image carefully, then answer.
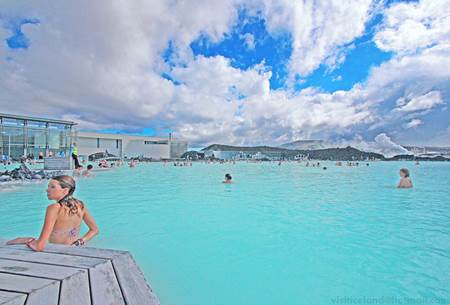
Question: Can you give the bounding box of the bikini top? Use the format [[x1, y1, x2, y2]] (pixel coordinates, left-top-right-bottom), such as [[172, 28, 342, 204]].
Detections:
[[51, 203, 83, 239]]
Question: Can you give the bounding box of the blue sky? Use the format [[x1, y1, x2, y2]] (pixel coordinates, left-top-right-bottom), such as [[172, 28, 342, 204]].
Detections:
[[4, 18, 39, 49], [0, 0, 449, 150], [190, 10, 293, 90], [188, 9, 392, 93]]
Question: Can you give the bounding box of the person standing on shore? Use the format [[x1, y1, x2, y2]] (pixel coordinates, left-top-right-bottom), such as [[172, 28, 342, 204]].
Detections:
[[71, 143, 80, 169]]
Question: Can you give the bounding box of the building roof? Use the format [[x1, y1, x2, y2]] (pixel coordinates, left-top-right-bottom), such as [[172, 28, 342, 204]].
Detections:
[[0, 113, 77, 126]]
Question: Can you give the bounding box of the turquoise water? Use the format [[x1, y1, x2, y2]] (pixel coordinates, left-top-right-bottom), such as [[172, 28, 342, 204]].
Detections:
[[1, 162, 449, 305]]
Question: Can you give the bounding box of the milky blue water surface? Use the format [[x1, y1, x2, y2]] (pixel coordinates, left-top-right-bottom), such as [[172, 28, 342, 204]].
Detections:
[[1, 162, 449, 305]]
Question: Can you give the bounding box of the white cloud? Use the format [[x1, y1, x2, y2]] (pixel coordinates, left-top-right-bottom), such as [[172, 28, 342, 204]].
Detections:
[[257, 0, 376, 77], [0, 0, 239, 126], [0, 0, 448, 148], [404, 119, 422, 129], [353, 133, 409, 157], [61, 114, 135, 131], [356, 42, 450, 134], [396, 91, 443, 112], [374, 0, 450, 54], [235, 88, 374, 144], [363, 46, 450, 105], [164, 56, 373, 145], [241, 33, 255, 49], [170, 55, 270, 98]]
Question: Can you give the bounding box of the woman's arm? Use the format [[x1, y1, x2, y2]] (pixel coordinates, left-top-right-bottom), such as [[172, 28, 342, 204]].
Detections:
[[27, 204, 60, 252], [77, 208, 99, 244], [6, 237, 35, 245]]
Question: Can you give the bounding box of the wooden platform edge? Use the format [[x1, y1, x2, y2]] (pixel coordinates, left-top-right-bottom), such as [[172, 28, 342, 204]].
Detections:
[[0, 238, 161, 305]]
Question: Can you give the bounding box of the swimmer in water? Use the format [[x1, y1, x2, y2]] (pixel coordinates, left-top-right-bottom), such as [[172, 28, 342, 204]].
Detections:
[[223, 173, 233, 184], [82, 164, 94, 177], [397, 168, 413, 188], [73, 165, 83, 177]]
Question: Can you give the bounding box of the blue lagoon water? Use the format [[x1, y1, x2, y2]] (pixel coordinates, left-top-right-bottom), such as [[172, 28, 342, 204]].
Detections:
[[0, 162, 449, 305]]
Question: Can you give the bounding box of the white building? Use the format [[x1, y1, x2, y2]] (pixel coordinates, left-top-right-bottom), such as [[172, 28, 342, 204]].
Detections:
[[75, 131, 187, 160]]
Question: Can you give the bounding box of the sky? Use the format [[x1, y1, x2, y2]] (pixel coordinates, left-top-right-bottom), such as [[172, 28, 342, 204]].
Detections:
[[0, 0, 449, 153]]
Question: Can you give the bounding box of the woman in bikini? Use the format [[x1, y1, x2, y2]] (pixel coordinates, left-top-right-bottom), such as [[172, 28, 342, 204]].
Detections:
[[7, 175, 99, 251]]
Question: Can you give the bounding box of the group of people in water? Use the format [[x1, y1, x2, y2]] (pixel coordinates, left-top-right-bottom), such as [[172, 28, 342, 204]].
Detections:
[[6, 158, 414, 252], [219, 166, 413, 188], [71, 159, 137, 176], [73, 164, 94, 177], [171, 161, 193, 167]]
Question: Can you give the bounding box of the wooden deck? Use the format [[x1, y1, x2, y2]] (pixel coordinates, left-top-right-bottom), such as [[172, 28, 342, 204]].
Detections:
[[0, 239, 160, 305]]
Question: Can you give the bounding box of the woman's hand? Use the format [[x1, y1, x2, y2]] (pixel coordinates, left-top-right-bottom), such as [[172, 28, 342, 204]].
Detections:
[[6, 237, 35, 245], [72, 238, 85, 247], [26, 239, 44, 252], [27, 204, 59, 252]]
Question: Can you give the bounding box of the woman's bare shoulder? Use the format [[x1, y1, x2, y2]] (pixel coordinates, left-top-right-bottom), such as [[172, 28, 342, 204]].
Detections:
[[47, 203, 61, 210], [78, 200, 87, 210], [44, 203, 62, 219]]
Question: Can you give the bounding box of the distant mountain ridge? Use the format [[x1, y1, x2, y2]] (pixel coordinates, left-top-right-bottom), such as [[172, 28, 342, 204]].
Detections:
[[201, 144, 384, 160], [280, 140, 329, 150], [200, 143, 450, 161], [202, 144, 291, 152]]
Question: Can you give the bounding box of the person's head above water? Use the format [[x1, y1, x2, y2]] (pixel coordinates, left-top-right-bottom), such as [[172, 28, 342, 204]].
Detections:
[[48, 175, 83, 215], [87, 164, 93, 170], [225, 173, 232, 181], [399, 168, 410, 178]]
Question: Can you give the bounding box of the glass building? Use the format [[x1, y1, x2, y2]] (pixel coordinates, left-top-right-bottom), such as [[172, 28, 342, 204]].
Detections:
[[0, 113, 76, 161]]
